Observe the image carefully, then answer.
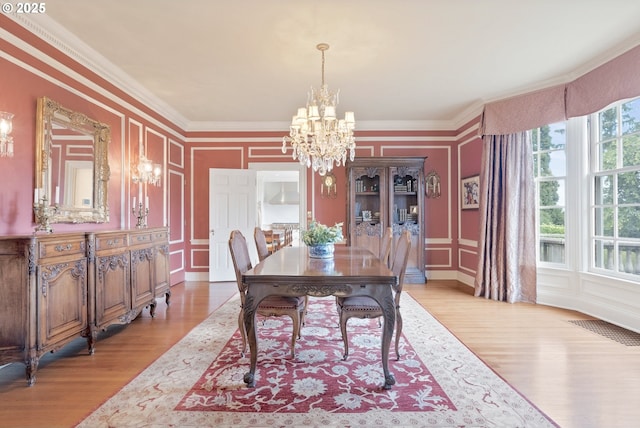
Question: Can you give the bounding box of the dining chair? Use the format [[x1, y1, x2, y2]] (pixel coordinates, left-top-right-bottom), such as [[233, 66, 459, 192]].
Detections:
[[334, 226, 391, 324], [379, 226, 393, 267], [228, 230, 306, 358], [255, 227, 309, 325], [254, 227, 271, 262], [262, 229, 277, 254], [284, 227, 293, 247], [336, 230, 411, 361]]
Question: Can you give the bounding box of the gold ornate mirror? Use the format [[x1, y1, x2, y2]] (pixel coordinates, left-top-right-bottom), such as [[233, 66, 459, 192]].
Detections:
[[35, 96, 110, 224]]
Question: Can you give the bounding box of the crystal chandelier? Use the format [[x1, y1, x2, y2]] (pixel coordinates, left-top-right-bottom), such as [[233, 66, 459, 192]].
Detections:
[[282, 43, 355, 176], [132, 155, 161, 186], [0, 111, 14, 158]]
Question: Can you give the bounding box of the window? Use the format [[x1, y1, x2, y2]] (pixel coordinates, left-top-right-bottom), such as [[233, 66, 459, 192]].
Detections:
[[591, 98, 640, 278], [532, 123, 567, 265]]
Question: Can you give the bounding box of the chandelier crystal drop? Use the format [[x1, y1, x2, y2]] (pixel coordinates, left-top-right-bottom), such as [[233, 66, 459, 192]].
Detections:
[[282, 43, 355, 176], [132, 155, 161, 186]]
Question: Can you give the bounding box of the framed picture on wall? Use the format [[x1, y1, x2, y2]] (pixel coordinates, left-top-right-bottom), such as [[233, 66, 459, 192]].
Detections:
[[461, 175, 480, 209]]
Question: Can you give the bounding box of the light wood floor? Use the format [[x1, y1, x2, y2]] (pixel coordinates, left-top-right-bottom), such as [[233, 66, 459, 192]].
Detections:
[[1, 280, 638, 428]]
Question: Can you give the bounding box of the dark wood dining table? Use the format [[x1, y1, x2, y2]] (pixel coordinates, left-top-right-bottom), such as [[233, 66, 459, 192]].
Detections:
[[241, 245, 398, 389]]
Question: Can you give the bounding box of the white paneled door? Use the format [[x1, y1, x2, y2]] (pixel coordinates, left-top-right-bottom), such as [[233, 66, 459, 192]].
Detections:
[[209, 168, 256, 282]]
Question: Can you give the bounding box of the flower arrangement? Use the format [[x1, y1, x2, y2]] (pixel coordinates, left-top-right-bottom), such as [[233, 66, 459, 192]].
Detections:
[[302, 221, 344, 246]]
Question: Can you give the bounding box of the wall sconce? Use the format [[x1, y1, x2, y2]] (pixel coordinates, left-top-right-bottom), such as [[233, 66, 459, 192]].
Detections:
[[0, 111, 14, 158], [132, 154, 161, 186], [320, 172, 337, 198]]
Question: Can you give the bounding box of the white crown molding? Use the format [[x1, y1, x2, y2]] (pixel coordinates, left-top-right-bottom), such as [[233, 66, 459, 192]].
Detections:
[[184, 119, 456, 132], [451, 101, 484, 130], [353, 120, 455, 131], [13, 14, 189, 130], [565, 32, 640, 81]]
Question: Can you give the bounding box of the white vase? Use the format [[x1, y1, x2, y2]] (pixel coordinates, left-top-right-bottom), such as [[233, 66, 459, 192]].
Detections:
[[308, 243, 335, 259]]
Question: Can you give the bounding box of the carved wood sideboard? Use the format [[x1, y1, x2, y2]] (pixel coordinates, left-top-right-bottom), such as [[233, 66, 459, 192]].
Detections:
[[0, 227, 170, 386]]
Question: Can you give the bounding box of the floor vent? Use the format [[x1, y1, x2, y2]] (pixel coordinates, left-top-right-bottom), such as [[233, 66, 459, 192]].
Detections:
[[569, 319, 640, 346]]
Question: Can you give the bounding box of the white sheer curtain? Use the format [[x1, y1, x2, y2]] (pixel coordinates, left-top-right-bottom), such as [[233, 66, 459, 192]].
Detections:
[[474, 132, 537, 303]]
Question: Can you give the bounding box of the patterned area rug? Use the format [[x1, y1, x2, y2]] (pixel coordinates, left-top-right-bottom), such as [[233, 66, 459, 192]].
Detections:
[[569, 319, 640, 346], [174, 298, 455, 414], [77, 294, 558, 427]]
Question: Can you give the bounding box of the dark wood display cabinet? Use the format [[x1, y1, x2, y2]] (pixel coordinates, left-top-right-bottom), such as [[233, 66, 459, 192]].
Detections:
[[346, 157, 426, 283]]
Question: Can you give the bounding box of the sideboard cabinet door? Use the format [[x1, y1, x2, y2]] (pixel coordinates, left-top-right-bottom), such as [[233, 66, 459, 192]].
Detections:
[[37, 259, 88, 351], [152, 228, 171, 305], [93, 232, 131, 330], [129, 230, 156, 315], [35, 235, 89, 354]]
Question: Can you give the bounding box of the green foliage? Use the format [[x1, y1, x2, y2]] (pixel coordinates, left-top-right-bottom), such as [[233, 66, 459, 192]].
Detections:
[[540, 224, 565, 235], [539, 207, 564, 229], [302, 221, 344, 246]]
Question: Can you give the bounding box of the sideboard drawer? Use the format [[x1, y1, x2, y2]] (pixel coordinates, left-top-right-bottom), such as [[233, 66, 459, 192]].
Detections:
[[94, 232, 129, 252], [37, 235, 86, 260], [151, 229, 169, 242]]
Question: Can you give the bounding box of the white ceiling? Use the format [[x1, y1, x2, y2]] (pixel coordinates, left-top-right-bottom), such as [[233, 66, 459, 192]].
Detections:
[[20, 0, 640, 131]]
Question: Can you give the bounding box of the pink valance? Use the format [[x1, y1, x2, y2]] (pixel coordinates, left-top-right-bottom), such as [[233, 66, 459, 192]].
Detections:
[[566, 45, 640, 118], [481, 85, 566, 135], [481, 44, 640, 135]]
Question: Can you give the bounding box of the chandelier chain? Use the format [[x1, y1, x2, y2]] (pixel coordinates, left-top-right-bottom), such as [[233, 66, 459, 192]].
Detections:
[[320, 45, 325, 86]]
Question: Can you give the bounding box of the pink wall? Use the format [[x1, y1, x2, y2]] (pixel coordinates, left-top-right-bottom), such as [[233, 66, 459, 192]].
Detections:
[[1, 15, 484, 283], [457, 125, 483, 278]]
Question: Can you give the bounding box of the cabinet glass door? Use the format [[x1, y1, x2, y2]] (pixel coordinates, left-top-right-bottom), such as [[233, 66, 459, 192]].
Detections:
[[351, 167, 386, 254], [389, 166, 422, 280], [390, 169, 419, 228]]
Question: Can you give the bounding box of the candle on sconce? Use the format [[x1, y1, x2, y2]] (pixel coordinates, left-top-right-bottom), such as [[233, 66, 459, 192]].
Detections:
[[145, 196, 149, 209], [55, 186, 60, 204], [133, 196, 136, 208], [34, 188, 39, 204]]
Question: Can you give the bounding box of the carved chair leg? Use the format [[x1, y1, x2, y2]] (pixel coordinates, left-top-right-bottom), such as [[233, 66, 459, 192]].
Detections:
[[298, 308, 305, 338], [238, 309, 247, 357], [301, 296, 309, 326], [395, 309, 403, 361], [290, 312, 300, 359], [340, 313, 350, 360]]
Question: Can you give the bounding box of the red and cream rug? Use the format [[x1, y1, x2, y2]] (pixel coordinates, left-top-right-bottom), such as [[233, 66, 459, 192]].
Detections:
[[77, 294, 557, 427]]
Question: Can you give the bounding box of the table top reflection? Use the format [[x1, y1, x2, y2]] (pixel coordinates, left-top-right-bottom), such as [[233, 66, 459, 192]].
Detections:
[[245, 245, 395, 284]]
